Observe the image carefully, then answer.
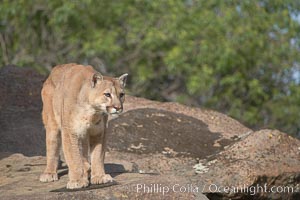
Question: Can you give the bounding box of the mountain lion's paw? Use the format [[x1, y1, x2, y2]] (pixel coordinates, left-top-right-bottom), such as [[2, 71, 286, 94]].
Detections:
[[66, 179, 89, 189], [91, 174, 113, 184], [39, 173, 58, 182]]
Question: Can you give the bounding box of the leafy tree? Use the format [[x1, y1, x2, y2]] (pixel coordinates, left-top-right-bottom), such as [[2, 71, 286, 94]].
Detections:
[[1, 0, 300, 136]]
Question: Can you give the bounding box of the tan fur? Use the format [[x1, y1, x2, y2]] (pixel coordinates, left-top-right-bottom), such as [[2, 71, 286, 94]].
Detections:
[[39, 63, 127, 189]]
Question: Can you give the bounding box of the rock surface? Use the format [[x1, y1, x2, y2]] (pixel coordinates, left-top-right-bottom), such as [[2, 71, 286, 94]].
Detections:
[[0, 66, 45, 156], [195, 129, 300, 199], [0, 65, 299, 199], [0, 153, 207, 200]]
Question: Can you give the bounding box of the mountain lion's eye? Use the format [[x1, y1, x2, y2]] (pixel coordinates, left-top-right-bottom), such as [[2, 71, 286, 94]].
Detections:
[[120, 93, 125, 98], [104, 93, 111, 97]]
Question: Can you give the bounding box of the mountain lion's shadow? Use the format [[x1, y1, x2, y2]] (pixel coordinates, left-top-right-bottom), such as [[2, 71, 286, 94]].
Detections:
[[57, 163, 126, 179]]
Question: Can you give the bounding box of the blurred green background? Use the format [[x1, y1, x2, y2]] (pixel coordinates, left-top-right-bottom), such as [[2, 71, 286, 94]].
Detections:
[[1, 0, 300, 137]]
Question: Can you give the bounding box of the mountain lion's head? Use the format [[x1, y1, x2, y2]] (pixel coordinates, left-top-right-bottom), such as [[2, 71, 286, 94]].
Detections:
[[88, 73, 128, 115]]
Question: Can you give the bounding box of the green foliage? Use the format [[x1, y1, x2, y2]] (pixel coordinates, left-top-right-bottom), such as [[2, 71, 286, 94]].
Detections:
[[1, 0, 300, 136]]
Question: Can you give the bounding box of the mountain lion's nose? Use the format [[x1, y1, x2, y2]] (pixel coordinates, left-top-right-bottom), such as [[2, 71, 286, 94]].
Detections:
[[113, 105, 122, 111]]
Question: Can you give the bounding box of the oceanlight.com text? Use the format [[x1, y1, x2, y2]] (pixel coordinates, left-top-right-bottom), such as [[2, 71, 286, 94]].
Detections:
[[134, 183, 297, 196]]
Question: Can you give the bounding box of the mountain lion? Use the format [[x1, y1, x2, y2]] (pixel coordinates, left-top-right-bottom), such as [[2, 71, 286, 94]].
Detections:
[[39, 63, 128, 189]]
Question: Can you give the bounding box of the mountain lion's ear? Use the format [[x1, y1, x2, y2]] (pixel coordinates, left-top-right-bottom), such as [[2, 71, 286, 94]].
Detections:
[[91, 72, 103, 88], [119, 73, 128, 88]]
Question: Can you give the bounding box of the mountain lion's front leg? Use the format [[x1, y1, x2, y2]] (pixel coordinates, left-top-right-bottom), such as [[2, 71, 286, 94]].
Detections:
[[39, 123, 60, 182], [62, 128, 89, 189], [90, 124, 113, 184]]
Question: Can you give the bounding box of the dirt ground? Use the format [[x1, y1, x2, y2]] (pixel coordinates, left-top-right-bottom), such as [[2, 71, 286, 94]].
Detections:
[[0, 65, 299, 199]]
